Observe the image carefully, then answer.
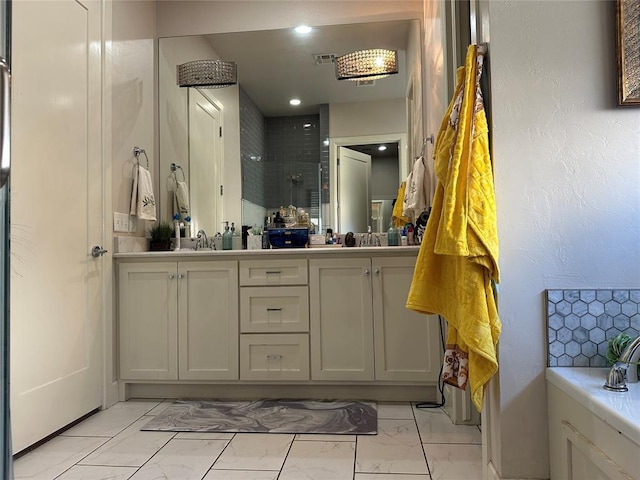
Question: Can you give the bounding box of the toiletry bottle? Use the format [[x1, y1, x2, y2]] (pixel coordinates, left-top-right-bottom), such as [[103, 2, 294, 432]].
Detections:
[[174, 220, 181, 251], [407, 224, 415, 245], [387, 221, 398, 246], [222, 222, 232, 250]]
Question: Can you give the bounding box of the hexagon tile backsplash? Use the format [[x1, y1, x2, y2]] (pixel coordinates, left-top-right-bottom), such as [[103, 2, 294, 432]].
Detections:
[[546, 289, 640, 367]]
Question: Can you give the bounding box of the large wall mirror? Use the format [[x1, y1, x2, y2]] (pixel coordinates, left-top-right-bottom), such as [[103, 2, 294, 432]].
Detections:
[[159, 18, 423, 236]]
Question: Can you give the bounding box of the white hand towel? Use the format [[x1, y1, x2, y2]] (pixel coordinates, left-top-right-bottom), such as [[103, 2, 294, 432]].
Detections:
[[175, 180, 190, 219], [402, 155, 435, 224], [130, 164, 157, 221]]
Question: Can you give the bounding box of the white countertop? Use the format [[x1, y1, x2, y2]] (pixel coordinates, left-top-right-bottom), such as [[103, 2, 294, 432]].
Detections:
[[113, 245, 420, 259], [546, 367, 640, 445]]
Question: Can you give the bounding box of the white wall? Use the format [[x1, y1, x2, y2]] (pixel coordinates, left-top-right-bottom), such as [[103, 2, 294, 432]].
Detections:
[[329, 99, 407, 138], [156, 1, 423, 38], [108, 0, 157, 407], [111, 0, 156, 237], [487, 1, 640, 478]]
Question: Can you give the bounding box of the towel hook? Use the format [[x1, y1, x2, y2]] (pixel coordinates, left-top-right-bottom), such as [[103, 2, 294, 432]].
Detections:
[[418, 135, 434, 159], [133, 146, 149, 169]]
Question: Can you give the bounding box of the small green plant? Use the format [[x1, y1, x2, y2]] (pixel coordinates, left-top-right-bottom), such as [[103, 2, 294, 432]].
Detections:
[[149, 220, 174, 242], [606, 332, 632, 366]]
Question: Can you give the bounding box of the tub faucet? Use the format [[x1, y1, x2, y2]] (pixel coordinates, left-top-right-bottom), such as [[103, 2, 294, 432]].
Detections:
[[603, 336, 640, 392], [195, 229, 209, 250]]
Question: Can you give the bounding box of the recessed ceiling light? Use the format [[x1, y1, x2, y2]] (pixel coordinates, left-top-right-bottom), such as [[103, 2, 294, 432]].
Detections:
[[303, 123, 312, 128], [295, 25, 312, 34], [289, 98, 301, 106], [378, 145, 387, 151]]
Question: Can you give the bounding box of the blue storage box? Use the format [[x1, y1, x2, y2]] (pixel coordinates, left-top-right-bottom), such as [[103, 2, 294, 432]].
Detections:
[[268, 228, 309, 248]]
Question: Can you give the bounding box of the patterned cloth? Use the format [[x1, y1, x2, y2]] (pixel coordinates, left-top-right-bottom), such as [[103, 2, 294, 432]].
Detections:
[[406, 44, 500, 412]]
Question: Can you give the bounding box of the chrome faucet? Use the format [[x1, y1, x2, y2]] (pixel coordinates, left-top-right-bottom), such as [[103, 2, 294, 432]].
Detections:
[[358, 226, 380, 247], [195, 229, 209, 250], [603, 336, 640, 392]]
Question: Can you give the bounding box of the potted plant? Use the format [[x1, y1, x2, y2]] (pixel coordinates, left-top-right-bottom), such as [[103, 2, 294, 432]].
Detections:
[[148, 220, 174, 251]]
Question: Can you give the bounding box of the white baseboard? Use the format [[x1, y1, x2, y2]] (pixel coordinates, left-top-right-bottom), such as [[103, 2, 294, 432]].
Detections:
[[486, 461, 549, 480]]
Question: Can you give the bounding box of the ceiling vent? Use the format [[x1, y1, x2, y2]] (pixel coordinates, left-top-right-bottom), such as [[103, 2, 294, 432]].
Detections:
[[356, 79, 376, 87], [313, 53, 336, 65]]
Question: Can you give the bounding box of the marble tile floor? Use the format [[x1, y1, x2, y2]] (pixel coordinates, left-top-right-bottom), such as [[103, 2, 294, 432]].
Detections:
[[13, 400, 482, 480]]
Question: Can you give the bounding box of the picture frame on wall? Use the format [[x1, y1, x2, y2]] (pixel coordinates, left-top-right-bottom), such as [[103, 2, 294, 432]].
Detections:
[[616, 0, 640, 106]]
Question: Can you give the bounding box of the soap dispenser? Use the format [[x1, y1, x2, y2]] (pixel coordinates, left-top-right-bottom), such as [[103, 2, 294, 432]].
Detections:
[[222, 222, 233, 250]]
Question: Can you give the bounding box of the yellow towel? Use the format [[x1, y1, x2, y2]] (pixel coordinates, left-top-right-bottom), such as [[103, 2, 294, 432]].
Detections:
[[392, 181, 410, 227], [406, 45, 500, 412]]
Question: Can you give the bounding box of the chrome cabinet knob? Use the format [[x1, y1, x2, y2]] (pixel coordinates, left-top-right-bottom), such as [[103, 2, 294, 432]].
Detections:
[[168, 274, 175, 279], [364, 269, 370, 276]]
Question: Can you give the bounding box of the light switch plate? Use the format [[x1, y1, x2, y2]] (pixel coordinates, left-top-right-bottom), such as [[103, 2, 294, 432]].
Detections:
[[113, 212, 137, 233]]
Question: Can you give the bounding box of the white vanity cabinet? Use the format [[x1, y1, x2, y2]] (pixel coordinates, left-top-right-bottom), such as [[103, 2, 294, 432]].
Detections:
[[115, 248, 442, 400], [309, 255, 439, 383], [118, 260, 238, 381], [239, 259, 310, 381]]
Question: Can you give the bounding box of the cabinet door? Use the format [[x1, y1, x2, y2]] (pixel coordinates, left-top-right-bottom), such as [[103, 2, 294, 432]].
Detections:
[[309, 258, 374, 381], [178, 261, 239, 380], [119, 262, 178, 380], [372, 257, 441, 382]]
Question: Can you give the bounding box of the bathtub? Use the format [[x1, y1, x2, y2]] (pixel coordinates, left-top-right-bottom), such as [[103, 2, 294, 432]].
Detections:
[[546, 367, 640, 479]]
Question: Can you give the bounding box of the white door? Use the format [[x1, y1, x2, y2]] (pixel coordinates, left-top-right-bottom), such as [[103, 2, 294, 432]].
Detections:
[[188, 89, 222, 235], [337, 147, 371, 233], [10, 0, 103, 453]]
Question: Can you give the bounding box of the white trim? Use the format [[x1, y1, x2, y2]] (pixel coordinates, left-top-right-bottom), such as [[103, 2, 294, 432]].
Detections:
[[329, 133, 407, 233], [486, 461, 500, 480], [101, 0, 118, 409]]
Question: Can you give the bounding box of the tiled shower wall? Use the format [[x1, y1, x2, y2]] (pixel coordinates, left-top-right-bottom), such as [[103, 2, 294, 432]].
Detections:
[[265, 114, 321, 215], [546, 289, 640, 367], [239, 87, 266, 207], [319, 104, 329, 205]]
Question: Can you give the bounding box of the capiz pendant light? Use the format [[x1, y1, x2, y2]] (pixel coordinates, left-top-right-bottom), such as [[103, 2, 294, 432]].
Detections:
[[335, 49, 398, 81], [177, 60, 237, 88]]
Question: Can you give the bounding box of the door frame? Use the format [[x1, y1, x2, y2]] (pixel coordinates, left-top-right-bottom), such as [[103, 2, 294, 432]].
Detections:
[[329, 133, 407, 233], [101, 0, 118, 410]]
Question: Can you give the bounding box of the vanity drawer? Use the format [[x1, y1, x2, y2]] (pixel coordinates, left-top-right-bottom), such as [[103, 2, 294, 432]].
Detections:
[[240, 286, 309, 333], [239, 259, 308, 286], [240, 334, 309, 381]]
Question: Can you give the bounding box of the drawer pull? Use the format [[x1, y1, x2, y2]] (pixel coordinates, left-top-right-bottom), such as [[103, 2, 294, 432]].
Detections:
[[266, 270, 281, 275], [266, 307, 283, 312], [267, 354, 283, 360]]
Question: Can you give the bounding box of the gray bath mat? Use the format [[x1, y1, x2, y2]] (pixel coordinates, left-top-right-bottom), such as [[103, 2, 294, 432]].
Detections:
[[141, 399, 377, 435]]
